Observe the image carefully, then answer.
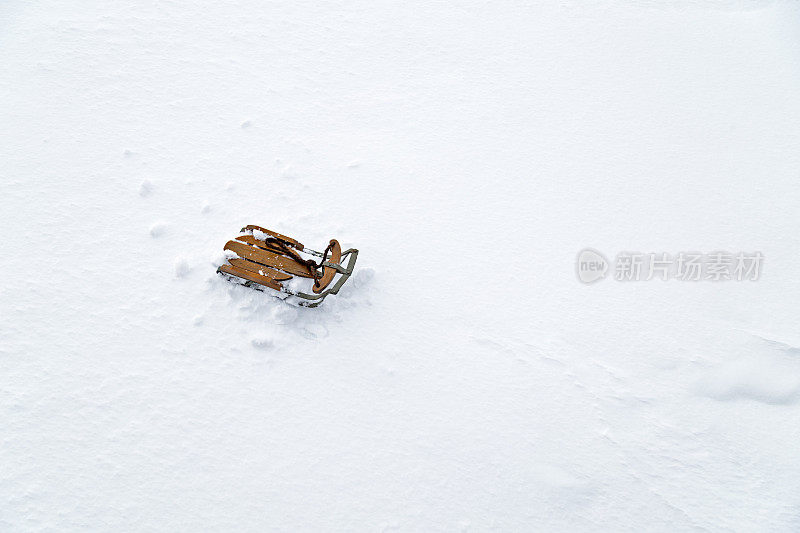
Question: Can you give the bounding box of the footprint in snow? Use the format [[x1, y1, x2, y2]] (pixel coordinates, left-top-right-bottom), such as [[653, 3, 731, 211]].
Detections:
[[149, 222, 167, 237], [271, 305, 298, 325], [174, 257, 191, 278], [139, 179, 154, 197], [301, 323, 328, 340], [251, 336, 275, 350]]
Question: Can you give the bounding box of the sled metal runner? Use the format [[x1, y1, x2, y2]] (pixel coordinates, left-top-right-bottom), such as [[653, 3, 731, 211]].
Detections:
[[217, 225, 358, 307]]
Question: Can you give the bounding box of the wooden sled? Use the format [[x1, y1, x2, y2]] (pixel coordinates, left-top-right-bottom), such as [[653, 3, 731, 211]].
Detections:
[[217, 225, 358, 307]]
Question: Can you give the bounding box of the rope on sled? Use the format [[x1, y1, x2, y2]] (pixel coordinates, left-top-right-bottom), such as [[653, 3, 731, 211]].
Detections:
[[264, 237, 334, 283]]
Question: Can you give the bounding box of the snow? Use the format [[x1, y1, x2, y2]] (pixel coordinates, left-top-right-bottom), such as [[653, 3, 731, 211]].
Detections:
[[251, 229, 268, 242], [2, 1, 800, 530]]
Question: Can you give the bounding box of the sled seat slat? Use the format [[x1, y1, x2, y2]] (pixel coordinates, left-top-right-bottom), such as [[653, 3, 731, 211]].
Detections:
[[234, 234, 287, 255], [219, 264, 283, 291], [224, 240, 315, 278], [241, 225, 303, 249], [227, 258, 292, 282]]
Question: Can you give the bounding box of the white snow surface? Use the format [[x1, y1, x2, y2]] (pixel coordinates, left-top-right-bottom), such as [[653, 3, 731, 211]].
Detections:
[[2, 1, 800, 530]]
